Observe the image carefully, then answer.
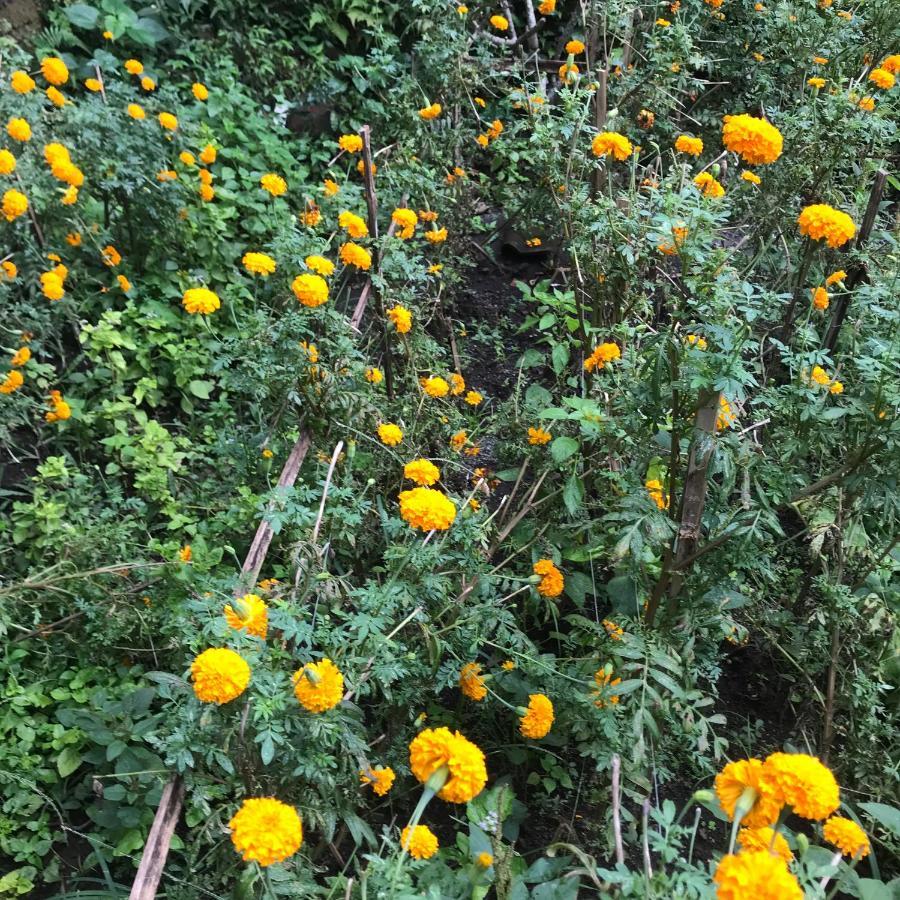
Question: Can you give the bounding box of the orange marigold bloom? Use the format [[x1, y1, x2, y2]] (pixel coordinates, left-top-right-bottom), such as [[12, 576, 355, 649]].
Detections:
[[409, 727, 487, 803], [798, 204, 856, 248], [714, 758, 782, 828], [387, 305, 412, 334], [360, 765, 395, 796], [760, 752, 839, 820], [190, 648, 250, 704], [533, 559, 564, 597], [224, 593, 268, 639], [714, 851, 802, 900], [737, 826, 793, 863], [721, 114, 783, 164], [675, 134, 703, 155], [338, 134, 363, 153], [591, 131, 633, 160], [812, 286, 829, 310], [868, 68, 895, 89], [399, 487, 457, 531], [339, 241, 371, 270], [293, 658, 344, 713], [823, 816, 870, 859], [584, 341, 621, 372], [519, 694, 554, 739], [404, 458, 440, 486], [400, 824, 438, 859], [459, 662, 487, 700], [229, 798, 302, 867], [528, 426, 552, 445]]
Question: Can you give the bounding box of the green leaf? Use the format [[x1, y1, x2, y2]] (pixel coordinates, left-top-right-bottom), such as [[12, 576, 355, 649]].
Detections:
[[860, 802, 900, 838], [65, 3, 100, 28], [538, 313, 556, 330], [519, 348, 544, 369], [858, 880, 894, 900], [550, 436, 578, 463], [551, 342, 570, 375], [188, 380, 214, 399], [562, 473, 583, 515], [57, 746, 82, 777]]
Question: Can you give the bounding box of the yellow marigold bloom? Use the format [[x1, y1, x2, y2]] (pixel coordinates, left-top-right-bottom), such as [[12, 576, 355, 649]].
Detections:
[[40, 271, 64, 300], [645, 478, 669, 509], [293, 658, 344, 713], [425, 227, 448, 244], [694, 171, 725, 198], [459, 662, 487, 701], [533, 559, 564, 597], [538, 0, 556, 13], [656, 17, 671, 26], [321, 178, 340, 197], [476, 133, 490, 148], [457, 4, 468, 12], [103, 29, 113, 38], [46, 86, 66, 106], [881, 54, 900, 74], [825, 269, 846, 287], [593, 666, 621, 706], [51, 160, 84, 187], [10, 347, 30, 367], [260, 172, 286, 196], [566, 39, 586, 54], [365, 366, 383, 384], [182, 287, 221, 315], [714, 759, 782, 828], [714, 851, 802, 900], [477, 852, 493, 867], [584, 341, 621, 372], [242, 251, 277, 277], [519, 694, 554, 739], [124, 59, 144, 75], [443, 373, 462, 396], [836, 9, 850, 17], [738, 826, 793, 862], [299, 255, 331, 279], [41, 57, 69, 85], [199, 143, 217, 164], [858, 96, 876, 111], [117, 274, 132, 292], [378, 423, 403, 446], [868, 68, 895, 89], [179, 151, 196, 166], [224, 593, 268, 639], [717, 396, 736, 430], [761, 752, 839, 820], [127, 103, 145, 120], [7, 118, 31, 142], [465, 390, 483, 406], [338, 134, 363, 153], [141, 76, 156, 92], [418, 102, 442, 120], [741, 170, 762, 185], [197, 168, 213, 186], [721, 114, 783, 164], [179, 544, 192, 563], [229, 798, 302, 867], [2, 189, 28, 222], [192, 82, 209, 101], [490, 14, 509, 30], [404, 458, 440, 486], [190, 648, 250, 704], [409, 727, 487, 803], [401, 824, 438, 859], [450, 429, 467, 451], [674, 134, 703, 155], [591, 131, 633, 160], [360, 766, 395, 796], [528, 426, 552, 445], [287, 274, 327, 309], [798, 204, 856, 248], [501, 660, 516, 671], [423, 375, 450, 398], [339, 241, 371, 270], [338, 210, 369, 238], [388, 305, 412, 334], [1, 260, 17, 280], [11, 70, 36, 93], [85, 77, 102, 92], [45, 390, 71, 420], [391, 207, 418, 239], [199, 183, 215, 202], [823, 816, 869, 858], [0, 149, 15, 174], [399, 486, 457, 531], [158, 112, 178, 131], [808, 77, 826, 88], [101, 245, 121, 267], [559, 62, 579, 83], [812, 286, 829, 310], [0, 370, 24, 393]]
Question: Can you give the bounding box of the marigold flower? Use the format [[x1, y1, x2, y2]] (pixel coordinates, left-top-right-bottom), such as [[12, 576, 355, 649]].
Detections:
[[387, 305, 412, 334], [0, 370, 24, 393], [400, 824, 438, 859], [538, 0, 556, 13], [199, 143, 217, 164], [378, 423, 403, 446], [1, 260, 17, 280], [519, 694, 554, 738], [2, 189, 28, 222], [675, 134, 703, 155], [141, 76, 156, 92], [192, 82, 209, 101], [124, 59, 144, 75], [117, 275, 132, 292], [291, 273, 329, 307], [868, 68, 895, 89], [199, 168, 213, 185], [418, 102, 442, 120], [101, 245, 121, 267], [158, 112, 177, 131], [0, 149, 15, 175], [808, 76, 826, 89], [715, 759, 782, 827], [365, 366, 383, 384], [10, 347, 30, 368], [339, 210, 369, 238], [44, 143, 71, 167], [528, 426, 552, 445], [694, 170, 725, 198], [559, 62, 579, 83], [339, 241, 371, 270], [293, 658, 344, 713], [825, 269, 846, 287], [717, 396, 736, 429], [229, 798, 302, 867], [199, 183, 215, 202], [404, 458, 440, 486], [425, 227, 447, 244], [457, 4, 468, 12], [260, 173, 286, 196], [242, 252, 276, 277], [11, 70, 36, 93], [722, 114, 783, 164], [465, 390, 483, 406], [127, 103, 145, 120], [591, 131, 633, 160], [593, 666, 621, 706], [423, 376, 450, 398], [490, 14, 509, 29], [338, 134, 363, 153], [565, 39, 586, 54], [182, 287, 220, 315], [737, 826, 793, 862], [812, 286, 829, 310], [409, 727, 487, 803], [584, 341, 621, 372], [7, 118, 31, 142], [399, 486, 457, 531], [447, 373, 465, 395], [714, 851, 802, 900], [179, 151, 196, 166], [450, 429, 468, 451], [224, 593, 268, 639], [858, 96, 876, 112], [85, 77, 102, 92], [761, 752, 839, 820], [880, 54, 900, 74], [41, 57, 69, 85], [459, 662, 487, 701], [533, 559, 564, 597], [798, 204, 856, 248], [360, 766, 395, 796], [191, 648, 250, 704], [477, 852, 493, 867], [656, 17, 671, 26], [823, 816, 869, 858], [391, 207, 418, 239], [40, 271, 65, 301]]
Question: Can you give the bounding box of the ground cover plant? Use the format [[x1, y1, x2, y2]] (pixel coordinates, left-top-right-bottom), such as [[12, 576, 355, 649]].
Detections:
[[0, 0, 898, 896]]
